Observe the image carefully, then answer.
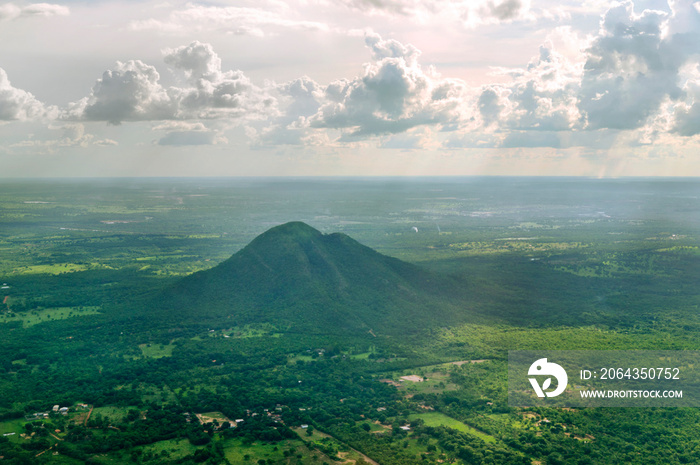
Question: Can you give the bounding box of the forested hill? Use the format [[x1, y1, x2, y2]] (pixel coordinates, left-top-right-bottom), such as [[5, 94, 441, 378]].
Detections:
[[155, 221, 474, 335]]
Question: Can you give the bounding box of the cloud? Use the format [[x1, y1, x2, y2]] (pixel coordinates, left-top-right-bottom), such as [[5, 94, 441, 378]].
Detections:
[[464, 1, 700, 143], [153, 121, 227, 146], [478, 42, 583, 131], [163, 41, 276, 119], [378, 127, 438, 150], [157, 130, 223, 146], [0, 2, 68, 21], [308, 33, 468, 138], [339, 0, 534, 27], [10, 123, 118, 152], [67, 60, 175, 124], [66, 41, 276, 124], [0, 68, 54, 121], [20, 3, 69, 18], [129, 3, 328, 36], [578, 1, 700, 130], [253, 76, 324, 146], [672, 74, 700, 136], [501, 130, 561, 148]]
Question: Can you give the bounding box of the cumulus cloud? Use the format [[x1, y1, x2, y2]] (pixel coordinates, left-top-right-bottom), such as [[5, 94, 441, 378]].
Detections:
[[477, 42, 583, 131], [129, 3, 328, 36], [67, 60, 175, 124], [673, 75, 700, 136], [461, 1, 700, 146], [0, 68, 54, 121], [308, 33, 468, 138], [0, 2, 68, 21], [163, 41, 276, 120], [578, 0, 700, 130], [253, 76, 324, 146], [66, 41, 276, 125]]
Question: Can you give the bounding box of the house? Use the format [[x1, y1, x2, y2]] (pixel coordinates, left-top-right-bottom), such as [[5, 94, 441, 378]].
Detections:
[[52, 405, 59, 412], [400, 426, 411, 431], [301, 425, 308, 429]]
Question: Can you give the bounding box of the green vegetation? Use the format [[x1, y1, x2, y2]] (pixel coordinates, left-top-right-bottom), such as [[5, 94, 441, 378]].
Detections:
[[408, 412, 495, 443], [1, 178, 700, 464], [139, 343, 176, 359], [0, 306, 100, 327]]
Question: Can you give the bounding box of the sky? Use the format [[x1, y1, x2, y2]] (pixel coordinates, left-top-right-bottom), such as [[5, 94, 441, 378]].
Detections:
[[1, 0, 700, 177]]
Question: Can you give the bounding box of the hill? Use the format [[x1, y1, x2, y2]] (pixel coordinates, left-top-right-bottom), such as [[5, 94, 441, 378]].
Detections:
[[156, 222, 472, 335]]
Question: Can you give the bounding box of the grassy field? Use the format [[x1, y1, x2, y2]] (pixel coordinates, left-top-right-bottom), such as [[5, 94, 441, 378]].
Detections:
[[138, 343, 176, 358], [409, 412, 496, 443], [10, 263, 91, 275], [0, 306, 101, 327], [292, 427, 377, 464], [141, 439, 198, 461], [0, 418, 26, 440], [221, 437, 338, 464], [91, 405, 132, 422], [390, 369, 459, 395]]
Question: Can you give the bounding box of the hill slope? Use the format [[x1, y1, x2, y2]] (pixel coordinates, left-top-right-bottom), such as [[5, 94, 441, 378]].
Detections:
[[157, 222, 472, 335]]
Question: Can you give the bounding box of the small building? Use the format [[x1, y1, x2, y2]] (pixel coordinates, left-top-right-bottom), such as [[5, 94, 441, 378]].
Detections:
[[301, 424, 309, 429], [400, 426, 411, 431], [59, 407, 69, 415], [52, 405, 59, 412]]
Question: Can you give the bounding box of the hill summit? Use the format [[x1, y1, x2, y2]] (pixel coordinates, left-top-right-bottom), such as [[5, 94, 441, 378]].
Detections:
[[158, 222, 469, 335]]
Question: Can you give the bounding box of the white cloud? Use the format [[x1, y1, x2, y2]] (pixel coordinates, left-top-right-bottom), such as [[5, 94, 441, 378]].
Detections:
[[578, 0, 700, 130], [0, 68, 54, 121], [253, 76, 324, 146], [129, 3, 328, 36], [67, 60, 175, 124], [157, 130, 224, 146], [66, 42, 277, 124], [163, 41, 276, 120], [0, 2, 68, 21], [338, 0, 542, 28], [20, 3, 69, 18], [152, 120, 227, 146], [673, 75, 700, 136], [10, 123, 118, 152], [308, 33, 469, 138], [478, 42, 583, 131]]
